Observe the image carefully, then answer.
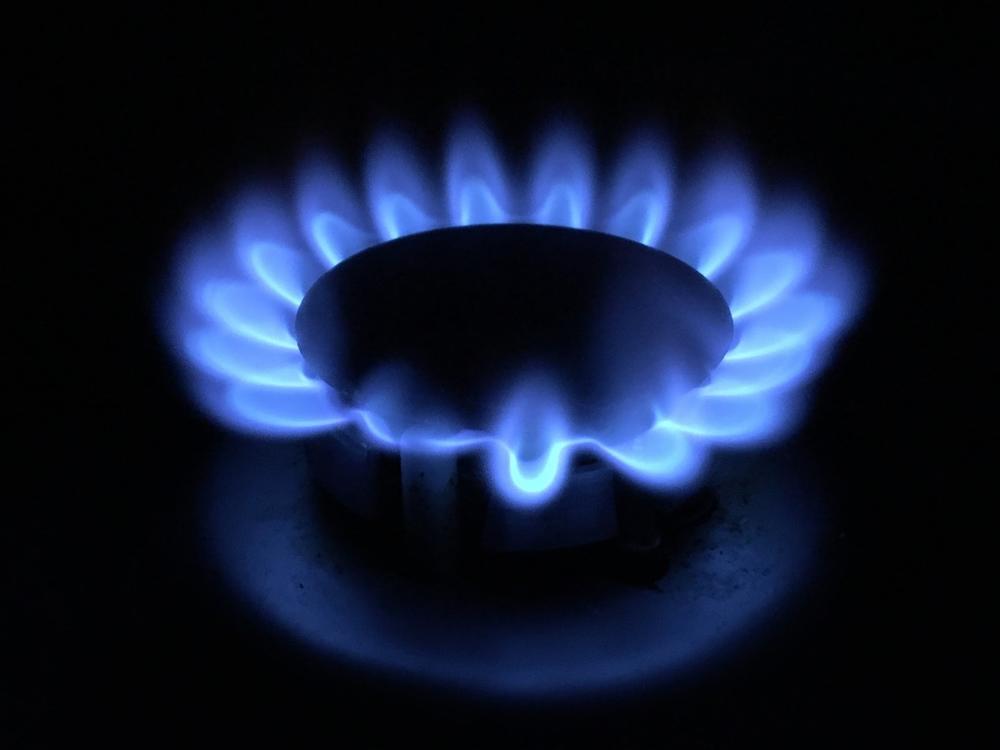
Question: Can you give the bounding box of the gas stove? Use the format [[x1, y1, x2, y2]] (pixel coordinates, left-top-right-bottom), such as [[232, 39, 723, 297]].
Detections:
[[160, 117, 865, 697]]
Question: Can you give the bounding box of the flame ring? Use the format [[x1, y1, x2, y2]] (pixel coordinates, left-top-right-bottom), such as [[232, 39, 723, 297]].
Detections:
[[166, 119, 865, 505]]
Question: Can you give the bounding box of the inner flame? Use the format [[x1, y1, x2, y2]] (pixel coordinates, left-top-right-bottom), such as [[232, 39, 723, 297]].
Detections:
[[164, 118, 865, 506]]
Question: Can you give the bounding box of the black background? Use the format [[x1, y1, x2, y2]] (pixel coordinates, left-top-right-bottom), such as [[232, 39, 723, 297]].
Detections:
[[9, 7, 988, 746]]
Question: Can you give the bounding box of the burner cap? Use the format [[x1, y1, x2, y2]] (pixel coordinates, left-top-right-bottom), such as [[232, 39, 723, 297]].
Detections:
[[296, 224, 733, 440]]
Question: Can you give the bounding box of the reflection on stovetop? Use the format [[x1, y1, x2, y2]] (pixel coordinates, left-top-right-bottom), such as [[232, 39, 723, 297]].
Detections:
[[198, 438, 829, 700]]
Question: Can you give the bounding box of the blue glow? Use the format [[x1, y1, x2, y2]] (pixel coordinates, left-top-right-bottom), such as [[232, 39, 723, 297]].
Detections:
[[366, 131, 439, 240], [595, 424, 703, 488], [164, 119, 866, 506], [668, 391, 787, 443], [296, 153, 373, 268], [702, 345, 814, 396], [186, 329, 315, 388], [601, 131, 672, 246], [668, 151, 756, 279], [446, 117, 511, 225], [226, 383, 347, 433], [309, 213, 371, 268], [198, 281, 298, 350], [530, 124, 594, 228], [244, 241, 311, 306], [486, 379, 574, 506]]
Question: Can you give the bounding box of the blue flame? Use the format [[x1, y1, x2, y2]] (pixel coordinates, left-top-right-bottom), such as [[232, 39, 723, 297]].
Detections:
[[530, 123, 594, 229], [600, 130, 672, 246], [296, 153, 373, 268], [446, 116, 511, 225], [164, 119, 866, 505]]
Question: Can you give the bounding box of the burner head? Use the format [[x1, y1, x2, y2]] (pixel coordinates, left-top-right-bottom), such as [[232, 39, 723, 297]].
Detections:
[[295, 224, 733, 441]]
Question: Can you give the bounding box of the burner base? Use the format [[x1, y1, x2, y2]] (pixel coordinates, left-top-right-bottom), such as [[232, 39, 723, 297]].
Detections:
[[201, 439, 830, 699], [306, 426, 713, 565]]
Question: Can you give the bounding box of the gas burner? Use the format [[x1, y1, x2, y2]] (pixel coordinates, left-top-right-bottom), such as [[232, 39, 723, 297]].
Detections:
[[166, 119, 864, 505], [162, 118, 866, 693]]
